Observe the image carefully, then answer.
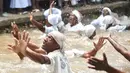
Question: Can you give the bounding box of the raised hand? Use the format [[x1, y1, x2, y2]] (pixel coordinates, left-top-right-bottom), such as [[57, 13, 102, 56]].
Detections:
[[29, 13, 33, 21], [93, 37, 106, 51], [18, 30, 30, 55], [11, 22, 19, 39], [88, 53, 109, 71], [8, 38, 20, 53], [83, 37, 106, 58], [50, 0, 55, 8]]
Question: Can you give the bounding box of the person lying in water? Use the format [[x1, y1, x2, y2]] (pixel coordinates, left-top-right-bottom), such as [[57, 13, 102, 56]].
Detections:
[[9, 23, 105, 61], [87, 35, 130, 73]]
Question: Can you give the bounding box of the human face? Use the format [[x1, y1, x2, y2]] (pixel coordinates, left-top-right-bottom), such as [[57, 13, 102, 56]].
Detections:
[[69, 14, 78, 26], [89, 31, 96, 39], [102, 9, 110, 16], [42, 35, 59, 53]]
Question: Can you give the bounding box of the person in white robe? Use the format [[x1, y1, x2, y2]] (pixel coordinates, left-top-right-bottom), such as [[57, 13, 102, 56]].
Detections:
[[90, 7, 113, 29], [101, 15, 130, 32], [65, 10, 84, 32]]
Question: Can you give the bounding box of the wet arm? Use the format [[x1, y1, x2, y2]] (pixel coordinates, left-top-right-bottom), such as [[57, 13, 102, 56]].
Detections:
[[30, 19, 45, 33], [21, 48, 50, 64], [106, 65, 124, 73], [82, 48, 98, 58], [28, 42, 46, 54], [108, 37, 130, 61]]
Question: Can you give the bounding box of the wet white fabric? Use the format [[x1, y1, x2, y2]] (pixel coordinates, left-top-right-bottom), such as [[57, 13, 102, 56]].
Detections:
[[99, 15, 115, 30], [65, 49, 85, 58], [57, 21, 65, 33], [44, 8, 62, 19], [84, 25, 96, 38], [72, 10, 82, 22], [71, 0, 78, 5], [41, 50, 73, 73], [108, 25, 126, 32], [48, 14, 62, 26], [65, 22, 84, 31], [48, 31, 65, 49], [91, 7, 112, 29], [44, 26, 58, 35]]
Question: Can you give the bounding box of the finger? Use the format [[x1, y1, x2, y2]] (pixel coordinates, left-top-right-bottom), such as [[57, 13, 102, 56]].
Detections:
[[91, 57, 102, 63], [18, 32, 21, 40], [11, 31, 15, 36], [22, 30, 26, 40], [8, 44, 13, 48], [7, 47, 13, 50], [25, 32, 29, 41], [14, 38, 19, 45], [27, 37, 31, 44], [88, 58, 98, 66], [103, 53, 108, 63], [88, 66, 96, 69], [93, 42, 96, 47]]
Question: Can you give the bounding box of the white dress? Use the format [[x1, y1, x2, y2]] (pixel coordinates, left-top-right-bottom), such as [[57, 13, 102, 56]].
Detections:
[[10, 0, 31, 8], [41, 50, 73, 73]]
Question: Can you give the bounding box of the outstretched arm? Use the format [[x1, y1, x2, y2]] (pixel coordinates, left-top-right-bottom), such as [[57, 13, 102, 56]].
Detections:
[[29, 14, 45, 33], [83, 37, 106, 58], [106, 36, 130, 62], [88, 53, 124, 73], [10, 24, 46, 60], [9, 31, 49, 64]]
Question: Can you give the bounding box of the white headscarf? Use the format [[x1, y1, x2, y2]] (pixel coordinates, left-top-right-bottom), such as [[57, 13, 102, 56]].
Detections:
[[48, 14, 62, 26], [72, 10, 82, 22], [44, 8, 62, 19], [48, 31, 65, 50], [84, 25, 96, 38], [102, 7, 112, 15]]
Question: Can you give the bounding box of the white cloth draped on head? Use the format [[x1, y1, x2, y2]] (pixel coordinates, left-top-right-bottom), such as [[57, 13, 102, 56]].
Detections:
[[102, 7, 112, 15], [48, 14, 62, 26], [44, 8, 62, 19], [84, 25, 96, 38], [48, 31, 66, 50], [72, 10, 82, 22]]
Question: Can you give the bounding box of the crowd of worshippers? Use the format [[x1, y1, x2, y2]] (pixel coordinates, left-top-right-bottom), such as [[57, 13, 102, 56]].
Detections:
[[7, 1, 130, 73], [0, 0, 128, 16]]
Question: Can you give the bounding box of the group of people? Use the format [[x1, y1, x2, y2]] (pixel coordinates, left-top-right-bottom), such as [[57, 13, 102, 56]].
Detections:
[[0, 0, 128, 16], [7, 1, 130, 73]]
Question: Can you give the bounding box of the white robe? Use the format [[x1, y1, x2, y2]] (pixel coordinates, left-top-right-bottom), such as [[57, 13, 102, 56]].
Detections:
[[41, 50, 73, 73], [65, 22, 84, 32]]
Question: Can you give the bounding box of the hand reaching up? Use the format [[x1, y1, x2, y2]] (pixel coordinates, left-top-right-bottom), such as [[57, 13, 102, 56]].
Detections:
[[88, 53, 109, 71], [11, 22, 19, 39]]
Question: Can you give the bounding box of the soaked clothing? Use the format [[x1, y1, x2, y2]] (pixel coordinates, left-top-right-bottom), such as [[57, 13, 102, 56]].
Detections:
[[41, 50, 73, 73], [65, 22, 84, 32], [44, 25, 58, 35]]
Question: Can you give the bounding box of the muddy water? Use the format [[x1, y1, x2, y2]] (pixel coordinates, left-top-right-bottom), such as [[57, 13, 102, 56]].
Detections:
[[0, 28, 130, 73]]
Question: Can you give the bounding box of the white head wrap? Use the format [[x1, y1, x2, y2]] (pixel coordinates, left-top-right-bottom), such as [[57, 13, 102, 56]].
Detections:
[[72, 10, 82, 22], [102, 7, 112, 15], [48, 31, 65, 50], [44, 8, 62, 19], [84, 25, 96, 38], [48, 14, 62, 26]]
